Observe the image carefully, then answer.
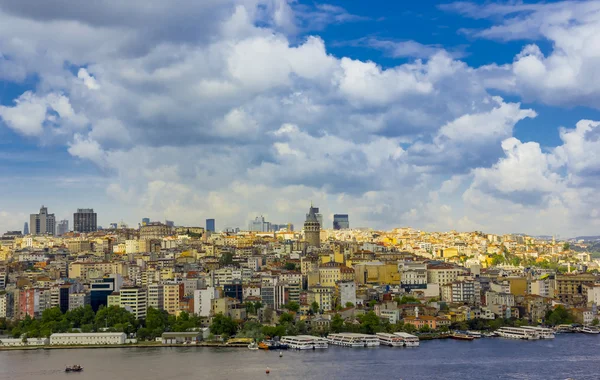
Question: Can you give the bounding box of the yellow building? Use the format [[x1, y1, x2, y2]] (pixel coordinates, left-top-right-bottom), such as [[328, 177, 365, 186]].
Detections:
[[163, 283, 183, 315], [308, 286, 334, 312], [317, 262, 352, 287], [506, 277, 528, 296], [354, 262, 400, 285], [107, 293, 121, 307]]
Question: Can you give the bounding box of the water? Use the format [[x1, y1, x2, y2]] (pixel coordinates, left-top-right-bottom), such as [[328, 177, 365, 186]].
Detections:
[[0, 334, 598, 380]]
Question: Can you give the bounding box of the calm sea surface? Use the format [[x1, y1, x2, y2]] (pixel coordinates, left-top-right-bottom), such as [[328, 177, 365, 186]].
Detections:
[[1, 334, 599, 380]]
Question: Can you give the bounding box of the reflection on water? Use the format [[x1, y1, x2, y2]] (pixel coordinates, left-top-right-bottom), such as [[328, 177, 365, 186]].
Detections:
[[0, 334, 599, 380]]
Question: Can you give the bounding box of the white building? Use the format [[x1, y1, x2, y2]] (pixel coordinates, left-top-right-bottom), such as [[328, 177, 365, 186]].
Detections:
[[1, 338, 48, 346], [50, 333, 126, 345], [147, 283, 164, 310], [0, 292, 11, 318], [120, 287, 147, 320], [194, 287, 218, 317], [125, 240, 139, 254], [339, 281, 356, 307]]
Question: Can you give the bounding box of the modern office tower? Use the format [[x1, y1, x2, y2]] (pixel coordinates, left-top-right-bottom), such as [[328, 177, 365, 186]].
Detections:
[[30, 206, 56, 235], [206, 219, 215, 232], [57, 220, 69, 236], [304, 204, 321, 248], [73, 208, 97, 233], [248, 215, 271, 232], [23, 222, 29, 235], [165, 220, 175, 228], [141, 218, 150, 226], [333, 214, 350, 230]]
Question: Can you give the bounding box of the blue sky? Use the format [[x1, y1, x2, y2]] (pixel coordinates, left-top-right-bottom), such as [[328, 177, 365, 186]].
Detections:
[[1, 0, 600, 237]]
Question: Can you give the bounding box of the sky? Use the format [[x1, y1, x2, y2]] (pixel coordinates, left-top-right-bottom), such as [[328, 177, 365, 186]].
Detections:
[[1, 0, 600, 237]]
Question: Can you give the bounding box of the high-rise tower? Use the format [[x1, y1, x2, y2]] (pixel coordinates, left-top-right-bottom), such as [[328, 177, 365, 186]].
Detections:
[[30, 206, 56, 235], [304, 204, 321, 248], [74, 208, 97, 233]]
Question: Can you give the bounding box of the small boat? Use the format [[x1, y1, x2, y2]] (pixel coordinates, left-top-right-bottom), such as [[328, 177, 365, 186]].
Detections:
[[266, 367, 270, 374], [65, 365, 83, 373], [466, 330, 482, 338], [258, 341, 270, 350], [451, 333, 475, 341], [279, 351, 283, 358], [248, 342, 259, 350], [581, 326, 600, 334]]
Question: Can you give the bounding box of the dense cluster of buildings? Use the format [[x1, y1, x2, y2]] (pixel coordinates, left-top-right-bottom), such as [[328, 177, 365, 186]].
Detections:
[[1, 204, 600, 332]]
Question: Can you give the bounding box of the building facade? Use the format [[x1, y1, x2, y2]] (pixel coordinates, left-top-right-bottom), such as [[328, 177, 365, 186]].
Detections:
[[30, 206, 56, 235], [57, 220, 69, 236], [333, 214, 349, 230], [206, 219, 215, 233]]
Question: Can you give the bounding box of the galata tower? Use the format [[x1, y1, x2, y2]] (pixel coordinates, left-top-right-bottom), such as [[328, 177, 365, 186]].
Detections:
[[304, 204, 321, 248]]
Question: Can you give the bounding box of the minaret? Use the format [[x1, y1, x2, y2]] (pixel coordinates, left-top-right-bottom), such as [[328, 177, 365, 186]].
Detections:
[[304, 204, 321, 248]]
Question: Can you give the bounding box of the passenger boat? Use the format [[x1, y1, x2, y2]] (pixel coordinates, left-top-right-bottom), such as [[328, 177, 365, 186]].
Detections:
[[65, 365, 83, 373], [376, 333, 405, 347], [248, 341, 259, 350], [394, 332, 420, 347], [580, 326, 600, 334], [451, 333, 475, 341], [280, 335, 328, 350], [521, 326, 555, 339], [327, 333, 380, 348], [466, 330, 482, 338], [555, 324, 575, 333], [496, 327, 540, 340]]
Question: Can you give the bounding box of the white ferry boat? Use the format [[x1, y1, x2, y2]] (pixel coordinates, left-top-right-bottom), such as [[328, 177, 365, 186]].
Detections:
[[521, 326, 555, 339], [466, 330, 482, 338], [327, 333, 380, 348], [280, 335, 328, 350], [581, 326, 600, 334], [496, 327, 540, 340], [376, 333, 405, 347], [393, 332, 420, 347]]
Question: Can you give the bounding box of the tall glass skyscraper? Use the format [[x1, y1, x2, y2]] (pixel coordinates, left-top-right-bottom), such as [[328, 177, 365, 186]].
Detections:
[[206, 219, 215, 232], [333, 214, 350, 230]]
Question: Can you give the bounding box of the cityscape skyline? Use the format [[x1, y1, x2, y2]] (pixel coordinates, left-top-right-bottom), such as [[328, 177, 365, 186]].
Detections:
[[1, 202, 583, 240], [2, 1, 600, 238]]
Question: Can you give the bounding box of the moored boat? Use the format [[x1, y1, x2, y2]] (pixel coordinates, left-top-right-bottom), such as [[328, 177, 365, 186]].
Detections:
[[280, 335, 328, 350], [393, 332, 420, 347], [581, 326, 600, 334], [451, 333, 475, 341], [496, 327, 539, 340], [65, 365, 83, 373], [248, 341, 259, 350]]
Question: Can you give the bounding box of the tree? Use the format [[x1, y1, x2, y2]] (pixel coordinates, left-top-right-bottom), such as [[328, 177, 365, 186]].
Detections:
[[592, 318, 599, 326], [546, 306, 573, 326], [345, 302, 354, 308], [209, 313, 238, 337], [219, 252, 234, 266], [284, 263, 296, 271], [403, 324, 417, 333], [279, 312, 294, 324], [419, 325, 431, 333], [284, 302, 300, 313], [359, 311, 381, 334], [563, 242, 571, 251], [331, 314, 344, 333], [397, 296, 420, 305], [310, 301, 320, 314]]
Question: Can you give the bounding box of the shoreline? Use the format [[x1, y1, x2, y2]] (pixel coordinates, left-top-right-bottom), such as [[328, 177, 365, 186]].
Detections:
[[0, 342, 251, 351]]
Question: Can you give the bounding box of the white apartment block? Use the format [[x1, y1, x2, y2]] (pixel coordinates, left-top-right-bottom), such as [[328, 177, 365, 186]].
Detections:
[[50, 333, 126, 345]]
